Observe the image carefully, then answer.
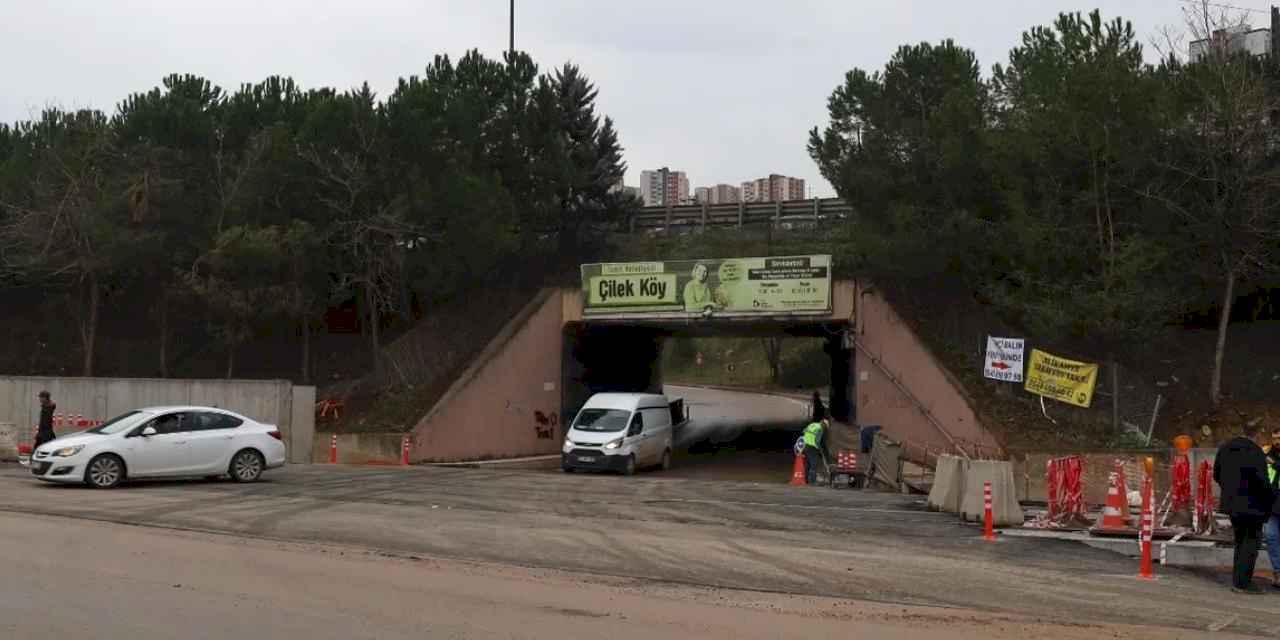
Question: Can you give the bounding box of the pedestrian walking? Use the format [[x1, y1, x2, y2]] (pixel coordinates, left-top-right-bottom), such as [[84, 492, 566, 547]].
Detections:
[[802, 418, 827, 485], [1214, 422, 1277, 594], [34, 390, 56, 450], [811, 391, 825, 423], [1263, 427, 1280, 591]]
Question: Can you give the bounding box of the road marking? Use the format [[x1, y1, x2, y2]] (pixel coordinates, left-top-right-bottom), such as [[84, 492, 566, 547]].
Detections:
[[1207, 615, 1237, 632], [643, 497, 939, 516]]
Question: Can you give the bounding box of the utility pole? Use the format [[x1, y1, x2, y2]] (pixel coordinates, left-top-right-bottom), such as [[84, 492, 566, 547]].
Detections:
[[509, 0, 515, 57]]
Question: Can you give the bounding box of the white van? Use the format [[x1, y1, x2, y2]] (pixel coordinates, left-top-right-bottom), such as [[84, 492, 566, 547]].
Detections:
[[561, 392, 684, 475]]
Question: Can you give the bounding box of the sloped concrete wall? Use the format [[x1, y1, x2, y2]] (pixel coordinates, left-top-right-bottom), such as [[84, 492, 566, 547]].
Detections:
[[0, 376, 314, 462], [409, 289, 566, 462], [852, 284, 999, 457]]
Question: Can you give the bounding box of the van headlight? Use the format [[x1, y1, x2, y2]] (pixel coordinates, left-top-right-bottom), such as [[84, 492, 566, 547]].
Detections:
[[604, 438, 623, 450], [562, 439, 573, 453], [52, 445, 84, 458]]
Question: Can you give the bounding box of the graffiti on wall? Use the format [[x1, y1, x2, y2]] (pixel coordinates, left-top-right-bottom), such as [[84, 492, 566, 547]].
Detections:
[[534, 411, 559, 439]]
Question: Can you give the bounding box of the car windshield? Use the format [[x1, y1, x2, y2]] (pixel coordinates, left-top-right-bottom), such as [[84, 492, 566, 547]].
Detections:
[[572, 408, 631, 432], [85, 411, 148, 435]]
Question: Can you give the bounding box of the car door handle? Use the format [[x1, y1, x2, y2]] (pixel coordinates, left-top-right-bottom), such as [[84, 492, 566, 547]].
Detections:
[[173, 440, 188, 445]]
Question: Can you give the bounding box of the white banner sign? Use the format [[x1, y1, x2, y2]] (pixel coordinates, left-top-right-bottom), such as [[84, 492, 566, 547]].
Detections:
[[983, 337, 1025, 383]]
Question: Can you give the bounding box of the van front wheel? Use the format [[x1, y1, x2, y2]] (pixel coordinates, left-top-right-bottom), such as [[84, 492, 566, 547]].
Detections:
[[622, 454, 636, 476]]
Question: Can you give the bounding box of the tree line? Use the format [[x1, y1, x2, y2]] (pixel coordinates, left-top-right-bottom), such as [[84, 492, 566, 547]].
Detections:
[[809, 8, 1280, 409], [0, 51, 632, 381]]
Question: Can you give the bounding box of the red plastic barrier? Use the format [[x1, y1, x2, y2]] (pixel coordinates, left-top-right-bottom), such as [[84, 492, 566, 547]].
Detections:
[[1194, 460, 1217, 534], [1171, 455, 1192, 512], [1061, 456, 1085, 519]]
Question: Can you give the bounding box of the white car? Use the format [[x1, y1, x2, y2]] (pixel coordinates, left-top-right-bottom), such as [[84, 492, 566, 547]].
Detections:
[[29, 406, 287, 489]]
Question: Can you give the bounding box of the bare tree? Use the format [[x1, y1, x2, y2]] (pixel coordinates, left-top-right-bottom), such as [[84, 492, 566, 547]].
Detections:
[[1148, 1, 1280, 408], [300, 105, 418, 380]]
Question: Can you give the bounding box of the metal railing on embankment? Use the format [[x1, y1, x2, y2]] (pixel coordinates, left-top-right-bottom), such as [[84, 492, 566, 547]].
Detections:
[[627, 198, 852, 234]]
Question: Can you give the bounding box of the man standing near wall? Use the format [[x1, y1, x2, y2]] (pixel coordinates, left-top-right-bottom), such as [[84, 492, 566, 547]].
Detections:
[[1214, 422, 1277, 594], [34, 391, 56, 450]]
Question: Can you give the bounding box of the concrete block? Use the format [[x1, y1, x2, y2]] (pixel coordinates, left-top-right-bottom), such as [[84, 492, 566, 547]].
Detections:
[[927, 455, 967, 513], [959, 459, 1024, 526]]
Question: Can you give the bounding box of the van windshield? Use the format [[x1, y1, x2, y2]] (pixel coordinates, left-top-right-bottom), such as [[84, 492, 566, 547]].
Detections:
[[572, 409, 631, 432]]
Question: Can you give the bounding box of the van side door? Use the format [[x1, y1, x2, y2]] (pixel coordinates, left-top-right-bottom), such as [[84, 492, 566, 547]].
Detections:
[[625, 411, 646, 463], [640, 407, 673, 462]]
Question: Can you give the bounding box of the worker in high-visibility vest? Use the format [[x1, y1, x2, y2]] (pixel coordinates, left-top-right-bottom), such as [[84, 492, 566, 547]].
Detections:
[[802, 418, 828, 485], [1264, 428, 1280, 591]]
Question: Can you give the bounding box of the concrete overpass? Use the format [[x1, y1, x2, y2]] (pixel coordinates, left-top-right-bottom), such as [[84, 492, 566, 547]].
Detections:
[[405, 279, 998, 464]]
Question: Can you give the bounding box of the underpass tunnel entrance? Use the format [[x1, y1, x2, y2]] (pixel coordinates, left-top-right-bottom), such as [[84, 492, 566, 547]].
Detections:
[[562, 318, 853, 483], [561, 324, 665, 428]]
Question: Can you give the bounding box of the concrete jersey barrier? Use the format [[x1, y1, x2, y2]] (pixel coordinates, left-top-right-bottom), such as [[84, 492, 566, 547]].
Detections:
[[960, 459, 1024, 526], [927, 455, 967, 513]]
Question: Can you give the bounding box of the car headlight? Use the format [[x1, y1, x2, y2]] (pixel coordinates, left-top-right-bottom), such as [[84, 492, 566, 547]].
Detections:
[[603, 438, 623, 450], [52, 446, 84, 458], [562, 439, 573, 453]]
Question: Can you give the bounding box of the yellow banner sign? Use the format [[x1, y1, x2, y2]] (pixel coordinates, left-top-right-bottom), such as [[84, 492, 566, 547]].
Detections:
[[1024, 349, 1099, 408]]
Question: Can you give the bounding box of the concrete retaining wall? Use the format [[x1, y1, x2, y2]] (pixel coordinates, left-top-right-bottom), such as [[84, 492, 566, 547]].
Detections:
[[0, 422, 16, 461], [409, 289, 566, 462], [0, 376, 315, 463], [313, 432, 405, 464], [852, 284, 999, 456]]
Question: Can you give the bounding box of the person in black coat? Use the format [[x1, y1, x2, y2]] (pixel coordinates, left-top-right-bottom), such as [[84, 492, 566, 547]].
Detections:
[[811, 391, 825, 423], [1214, 422, 1277, 594], [34, 390, 56, 450]]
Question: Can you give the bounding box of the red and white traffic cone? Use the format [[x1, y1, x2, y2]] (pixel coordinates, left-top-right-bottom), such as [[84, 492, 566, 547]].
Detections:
[[1139, 477, 1155, 579], [329, 434, 338, 464], [400, 435, 411, 467], [789, 453, 806, 486], [983, 480, 996, 541]]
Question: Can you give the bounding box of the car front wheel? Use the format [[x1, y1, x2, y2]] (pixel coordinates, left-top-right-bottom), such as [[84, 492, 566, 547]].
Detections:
[[230, 449, 264, 483], [85, 454, 125, 489]]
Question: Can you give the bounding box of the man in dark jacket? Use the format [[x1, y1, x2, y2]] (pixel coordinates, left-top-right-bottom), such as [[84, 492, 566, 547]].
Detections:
[[1264, 428, 1280, 591], [811, 391, 826, 423], [34, 390, 56, 450], [1214, 423, 1277, 594]]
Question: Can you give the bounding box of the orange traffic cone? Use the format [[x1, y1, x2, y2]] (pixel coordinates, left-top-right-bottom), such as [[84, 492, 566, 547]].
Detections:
[[1093, 471, 1134, 533], [789, 453, 806, 486]]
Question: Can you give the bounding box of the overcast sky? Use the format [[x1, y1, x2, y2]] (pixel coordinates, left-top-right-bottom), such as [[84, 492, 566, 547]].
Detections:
[[2, 1, 1275, 196]]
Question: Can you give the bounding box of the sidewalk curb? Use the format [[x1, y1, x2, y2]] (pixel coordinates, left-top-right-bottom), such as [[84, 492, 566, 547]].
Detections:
[[425, 454, 560, 470]]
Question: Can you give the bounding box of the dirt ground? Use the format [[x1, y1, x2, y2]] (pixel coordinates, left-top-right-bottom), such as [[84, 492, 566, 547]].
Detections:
[[0, 512, 1256, 640], [1, 462, 1277, 637]]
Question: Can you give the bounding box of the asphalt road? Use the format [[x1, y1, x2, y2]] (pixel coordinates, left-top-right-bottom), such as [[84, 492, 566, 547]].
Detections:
[[0, 462, 1274, 637], [4, 513, 1232, 640]]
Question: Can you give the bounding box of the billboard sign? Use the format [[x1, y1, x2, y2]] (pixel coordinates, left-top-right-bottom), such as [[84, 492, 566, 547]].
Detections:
[[581, 255, 832, 316]]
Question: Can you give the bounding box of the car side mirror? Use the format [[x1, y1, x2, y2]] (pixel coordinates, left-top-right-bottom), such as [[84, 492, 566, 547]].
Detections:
[[628, 426, 641, 437], [141, 426, 157, 437]]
